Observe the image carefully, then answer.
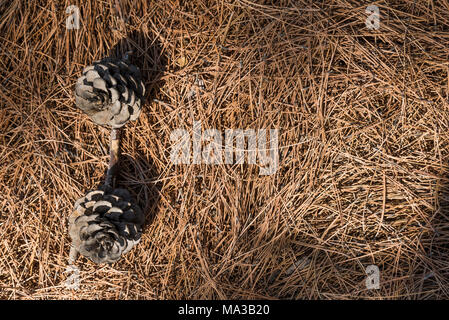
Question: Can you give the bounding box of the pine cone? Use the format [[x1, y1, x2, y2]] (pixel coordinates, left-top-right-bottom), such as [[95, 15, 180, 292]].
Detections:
[[75, 57, 145, 128], [68, 188, 144, 264]]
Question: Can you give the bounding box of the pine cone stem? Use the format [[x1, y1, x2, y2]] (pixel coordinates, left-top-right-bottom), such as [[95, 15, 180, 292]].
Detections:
[[105, 128, 121, 188]]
